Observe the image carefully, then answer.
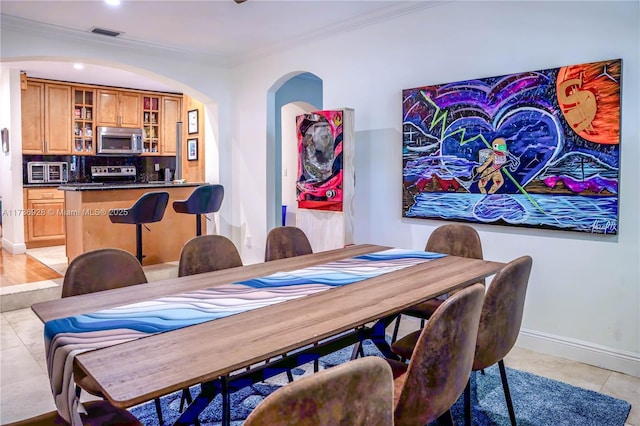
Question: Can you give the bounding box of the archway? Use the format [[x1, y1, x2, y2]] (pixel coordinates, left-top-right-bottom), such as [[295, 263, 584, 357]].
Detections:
[[266, 72, 323, 230]]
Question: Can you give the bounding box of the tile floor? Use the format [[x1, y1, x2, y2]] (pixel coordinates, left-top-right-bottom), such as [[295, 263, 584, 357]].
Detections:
[[0, 246, 638, 424]]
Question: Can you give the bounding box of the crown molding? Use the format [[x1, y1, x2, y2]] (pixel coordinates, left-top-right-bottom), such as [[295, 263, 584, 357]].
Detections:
[[229, 1, 450, 67], [0, 14, 229, 67]]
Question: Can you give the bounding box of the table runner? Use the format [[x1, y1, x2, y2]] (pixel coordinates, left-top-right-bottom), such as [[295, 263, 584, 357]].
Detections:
[[44, 248, 445, 424]]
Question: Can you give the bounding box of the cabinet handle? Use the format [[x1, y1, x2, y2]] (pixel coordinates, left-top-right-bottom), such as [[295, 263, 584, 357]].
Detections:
[[42, 193, 54, 198]]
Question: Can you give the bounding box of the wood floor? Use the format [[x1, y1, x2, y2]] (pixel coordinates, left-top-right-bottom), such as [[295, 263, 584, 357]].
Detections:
[[0, 248, 62, 287]]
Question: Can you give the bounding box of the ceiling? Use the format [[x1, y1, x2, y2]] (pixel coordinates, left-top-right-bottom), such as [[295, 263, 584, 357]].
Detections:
[[0, 0, 432, 92]]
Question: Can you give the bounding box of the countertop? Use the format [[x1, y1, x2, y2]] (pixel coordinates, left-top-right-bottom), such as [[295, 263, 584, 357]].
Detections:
[[56, 182, 204, 191]]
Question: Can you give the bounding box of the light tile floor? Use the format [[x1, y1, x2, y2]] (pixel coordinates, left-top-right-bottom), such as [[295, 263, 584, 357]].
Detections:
[[1, 309, 638, 425]]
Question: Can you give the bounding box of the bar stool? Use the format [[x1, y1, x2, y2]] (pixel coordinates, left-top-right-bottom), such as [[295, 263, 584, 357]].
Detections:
[[108, 191, 169, 263], [172, 184, 224, 236]]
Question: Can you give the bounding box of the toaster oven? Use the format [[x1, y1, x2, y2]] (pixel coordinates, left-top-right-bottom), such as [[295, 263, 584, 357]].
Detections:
[[27, 162, 69, 184]]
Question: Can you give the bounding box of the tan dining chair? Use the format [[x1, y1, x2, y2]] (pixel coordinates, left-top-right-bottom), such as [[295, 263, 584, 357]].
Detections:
[[178, 234, 243, 277], [263, 225, 314, 378], [4, 399, 142, 426], [264, 226, 313, 261], [392, 256, 533, 426], [244, 356, 394, 426], [61, 248, 165, 424], [391, 223, 484, 342], [177, 234, 243, 415], [387, 282, 485, 426]]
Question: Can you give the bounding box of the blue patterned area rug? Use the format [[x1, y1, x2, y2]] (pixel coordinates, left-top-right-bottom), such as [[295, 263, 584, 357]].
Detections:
[[128, 342, 631, 426]]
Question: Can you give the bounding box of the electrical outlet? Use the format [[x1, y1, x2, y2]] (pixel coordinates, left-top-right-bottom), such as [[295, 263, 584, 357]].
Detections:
[[154, 163, 160, 171], [70, 163, 76, 172], [246, 235, 252, 248]]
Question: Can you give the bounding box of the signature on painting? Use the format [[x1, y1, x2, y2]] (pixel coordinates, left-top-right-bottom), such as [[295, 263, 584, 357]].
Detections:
[[591, 219, 617, 234]]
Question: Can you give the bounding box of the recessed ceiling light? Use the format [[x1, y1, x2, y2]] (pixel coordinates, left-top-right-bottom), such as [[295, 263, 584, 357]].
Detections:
[[73, 63, 84, 70], [105, 0, 121, 6]]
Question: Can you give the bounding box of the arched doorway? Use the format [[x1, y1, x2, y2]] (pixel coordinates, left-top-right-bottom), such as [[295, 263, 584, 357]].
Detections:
[[266, 72, 323, 230]]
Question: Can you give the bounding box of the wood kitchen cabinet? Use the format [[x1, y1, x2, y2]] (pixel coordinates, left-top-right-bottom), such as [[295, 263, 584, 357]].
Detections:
[[96, 89, 141, 128], [24, 188, 65, 248], [161, 96, 181, 155], [21, 81, 72, 154]]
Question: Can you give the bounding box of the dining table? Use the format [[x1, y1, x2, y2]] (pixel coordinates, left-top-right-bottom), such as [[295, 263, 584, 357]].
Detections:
[[32, 243, 505, 426]]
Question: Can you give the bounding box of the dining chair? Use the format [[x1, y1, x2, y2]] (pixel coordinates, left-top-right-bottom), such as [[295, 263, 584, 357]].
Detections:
[[464, 255, 533, 425], [3, 401, 142, 426], [178, 234, 243, 277], [391, 223, 484, 342], [264, 226, 313, 261], [244, 356, 394, 426], [177, 234, 242, 417], [263, 225, 315, 379], [387, 283, 485, 426], [61, 248, 165, 424], [391, 256, 533, 426]]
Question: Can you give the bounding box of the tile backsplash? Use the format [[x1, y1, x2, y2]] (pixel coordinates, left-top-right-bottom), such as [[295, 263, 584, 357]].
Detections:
[[22, 155, 176, 184]]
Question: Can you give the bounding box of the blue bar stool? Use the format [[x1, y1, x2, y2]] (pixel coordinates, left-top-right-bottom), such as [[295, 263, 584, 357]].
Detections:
[[172, 184, 224, 236], [108, 191, 170, 263]]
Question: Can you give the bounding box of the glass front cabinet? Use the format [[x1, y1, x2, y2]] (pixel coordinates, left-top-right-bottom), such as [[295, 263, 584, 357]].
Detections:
[[142, 96, 160, 154], [73, 88, 95, 154]]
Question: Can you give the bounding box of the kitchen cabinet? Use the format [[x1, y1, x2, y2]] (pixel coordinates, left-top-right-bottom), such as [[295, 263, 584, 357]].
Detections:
[[161, 96, 181, 155], [96, 89, 141, 128], [73, 87, 95, 154], [142, 95, 160, 154], [21, 81, 72, 154], [24, 188, 65, 248], [21, 81, 44, 152]]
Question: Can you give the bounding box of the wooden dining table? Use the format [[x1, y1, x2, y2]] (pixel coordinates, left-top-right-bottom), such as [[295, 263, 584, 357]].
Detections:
[[32, 243, 505, 426]]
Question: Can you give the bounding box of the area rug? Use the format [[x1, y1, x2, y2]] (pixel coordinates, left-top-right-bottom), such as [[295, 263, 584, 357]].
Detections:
[[128, 341, 631, 426]]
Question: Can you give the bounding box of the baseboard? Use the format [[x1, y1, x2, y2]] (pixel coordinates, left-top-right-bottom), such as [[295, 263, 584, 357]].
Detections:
[[517, 328, 640, 378], [1, 238, 26, 254]]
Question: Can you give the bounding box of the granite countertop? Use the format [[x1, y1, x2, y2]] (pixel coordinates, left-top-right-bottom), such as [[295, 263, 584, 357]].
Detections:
[[57, 182, 204, 191]]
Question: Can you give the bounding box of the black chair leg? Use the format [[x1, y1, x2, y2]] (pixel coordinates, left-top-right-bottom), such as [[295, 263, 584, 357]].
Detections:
[[286, 369, 294, 382], [437, 410, 454, 425], [196, 213, 202, 236], [498, 359, 517, 426], [135, 223, 143, 263], [464, 378, 472, 426], [153, 398, 164, 425], [391, 315, 401, 342]]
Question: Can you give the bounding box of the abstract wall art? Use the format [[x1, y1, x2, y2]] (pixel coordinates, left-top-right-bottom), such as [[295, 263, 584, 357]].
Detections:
[[402, 59, 621, 234], [296, 110, 344, 211]]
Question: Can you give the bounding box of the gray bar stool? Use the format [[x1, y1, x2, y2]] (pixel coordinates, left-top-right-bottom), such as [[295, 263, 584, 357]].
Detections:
[[108, 191, 170, 263], [172, 184, 224, 236]]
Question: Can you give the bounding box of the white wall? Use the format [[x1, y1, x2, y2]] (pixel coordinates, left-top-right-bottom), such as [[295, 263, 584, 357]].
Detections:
[[230, 1, 640, 375], [0, 68, 27, 253]]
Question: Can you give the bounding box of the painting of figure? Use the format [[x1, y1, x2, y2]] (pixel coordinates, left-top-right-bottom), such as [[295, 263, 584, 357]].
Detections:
[[296, 110, 344, 211], [402, 59, 621, 234]]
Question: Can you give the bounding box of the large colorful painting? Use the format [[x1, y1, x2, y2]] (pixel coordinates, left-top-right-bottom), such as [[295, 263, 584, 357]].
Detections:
[[402, 59, 621, 234], [297, 110, 344, 211]]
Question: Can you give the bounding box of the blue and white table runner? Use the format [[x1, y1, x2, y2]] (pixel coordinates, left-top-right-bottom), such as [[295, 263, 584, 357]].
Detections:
[[45, 249, 445, 424]]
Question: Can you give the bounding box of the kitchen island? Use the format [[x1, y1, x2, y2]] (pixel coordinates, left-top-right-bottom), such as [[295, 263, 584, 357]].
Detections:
[[59, 182, 206, 265]]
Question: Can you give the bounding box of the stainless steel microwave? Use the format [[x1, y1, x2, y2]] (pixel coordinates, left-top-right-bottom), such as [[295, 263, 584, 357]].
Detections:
[[96, 126, 143, 155], [27, 162, 68, 184]]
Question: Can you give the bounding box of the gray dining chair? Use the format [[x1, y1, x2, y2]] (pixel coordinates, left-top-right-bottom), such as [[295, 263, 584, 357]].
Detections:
[[391, 223, 484, 342], [392, 256, 533, 426], [387, 283, 485, 426], [244, 356, 394, 426], [3, 401, 142, 426], [62, 248, 165, 424]]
